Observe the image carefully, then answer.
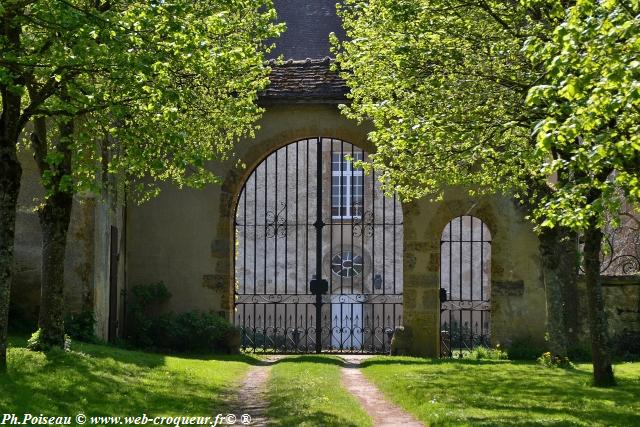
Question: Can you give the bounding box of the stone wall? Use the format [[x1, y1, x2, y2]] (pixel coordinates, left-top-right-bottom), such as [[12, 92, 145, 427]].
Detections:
[[400, 189, 547, 355], [126, 103, 548, 356], [576, 279, 640, 347], [12, 149, 105, 334]]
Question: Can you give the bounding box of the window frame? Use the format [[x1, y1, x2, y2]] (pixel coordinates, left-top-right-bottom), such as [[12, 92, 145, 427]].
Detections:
[[331, 152, 364, 220]]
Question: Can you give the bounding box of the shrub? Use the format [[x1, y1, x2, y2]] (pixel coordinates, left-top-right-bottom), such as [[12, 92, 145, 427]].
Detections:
[[468, 345, 509, 360], [65, 310, 97, 343], [567, 342, 592, 362], [506, 337, 544, 360], [126, 282, 172, 347], [8, 301, 37, 334], [537, 352, 574, 369], [131, 282, 172, 307], [612, 330, 640, 361], [125, 282, 238, 354], [27, 328, 72, 352], [148, 311, 237, 353]]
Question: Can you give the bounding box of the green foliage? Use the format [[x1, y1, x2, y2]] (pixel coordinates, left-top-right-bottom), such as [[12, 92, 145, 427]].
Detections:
[[506, 337, 545, 360], [64, 310, 97, 343], [525, 0, 640, 229], [2, 0, 284, 199], [468, 345, 509, 360], [361, 356, 640, 425], [2, 336, 256, 415], [537, 351, 575, 369], [267, 356, 373, 426], [1, 0, 283, 366], [126, 282, 237, 353], [7, 302, 36, 334], [335, 0, 638, 230], [130, 282, 172, 308], [568, 341, 593, 362], [126, 282, 172, 347], [26, 329, 71, 352], [334, 0, 542, 201], [148, 311, 236, 354], [612, 330, 640, 361]]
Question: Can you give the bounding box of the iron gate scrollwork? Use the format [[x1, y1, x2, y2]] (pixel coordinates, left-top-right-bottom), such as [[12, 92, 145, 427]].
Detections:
[[234, 138, 403, 353], [440, 216, 492, 357], [600, 207, 640, 276]]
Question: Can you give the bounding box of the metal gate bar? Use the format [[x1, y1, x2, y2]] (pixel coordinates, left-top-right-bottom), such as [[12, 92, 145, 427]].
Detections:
[[440, 215, 491, 357], [234, 138, 403, 353]]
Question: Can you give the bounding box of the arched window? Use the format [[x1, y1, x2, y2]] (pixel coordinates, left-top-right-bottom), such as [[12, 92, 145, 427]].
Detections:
[[440, 215, 491, 357]]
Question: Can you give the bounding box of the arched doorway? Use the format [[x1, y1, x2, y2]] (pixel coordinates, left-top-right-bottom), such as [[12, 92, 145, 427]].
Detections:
[[234, 137, 403, 353], [440, 215, 492, 357]]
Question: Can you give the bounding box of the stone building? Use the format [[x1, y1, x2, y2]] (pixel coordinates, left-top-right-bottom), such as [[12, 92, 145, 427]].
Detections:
[[10, 0, 640, 356]]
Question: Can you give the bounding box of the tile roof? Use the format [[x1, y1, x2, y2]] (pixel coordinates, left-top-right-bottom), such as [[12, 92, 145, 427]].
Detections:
[[260, 58, 348, 103], [269, 0, 346, 60]]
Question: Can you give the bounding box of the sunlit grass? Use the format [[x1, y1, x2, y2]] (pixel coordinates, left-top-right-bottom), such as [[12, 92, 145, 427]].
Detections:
[[361, 357, 640, 426], [266, 355, 372, 427], [1, 336, 258, 417]]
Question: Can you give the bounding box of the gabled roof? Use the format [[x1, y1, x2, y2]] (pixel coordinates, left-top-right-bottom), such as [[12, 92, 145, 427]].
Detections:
[[260, 58, 348, 104]]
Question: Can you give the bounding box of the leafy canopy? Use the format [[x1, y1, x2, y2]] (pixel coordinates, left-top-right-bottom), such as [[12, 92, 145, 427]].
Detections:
[[335, 0, 640, 232], [525, 0, 640, 229], [334, 0, 543, 201], [1, 0, 283, 199]]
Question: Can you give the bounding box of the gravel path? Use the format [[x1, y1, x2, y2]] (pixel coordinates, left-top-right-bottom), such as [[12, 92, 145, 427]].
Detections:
[[226, 354, 422, 427], [225, 356, 283, 426], [341, 355, 423, 427]]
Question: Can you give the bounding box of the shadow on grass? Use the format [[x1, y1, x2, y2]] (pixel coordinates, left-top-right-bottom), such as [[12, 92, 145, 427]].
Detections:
[[0, 338, 253, 416], [359, 356, 514, 368], [362, 357, 640, 426], [70, 340, 264, 368]]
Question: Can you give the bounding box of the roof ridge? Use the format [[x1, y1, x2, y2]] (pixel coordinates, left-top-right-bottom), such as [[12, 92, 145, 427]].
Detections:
[[267, 56, 334, 66]]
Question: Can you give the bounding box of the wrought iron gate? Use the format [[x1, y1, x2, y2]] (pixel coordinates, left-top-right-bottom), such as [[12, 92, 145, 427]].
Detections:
[[440, 215, 492, 357], [234, 138, 403, 353]]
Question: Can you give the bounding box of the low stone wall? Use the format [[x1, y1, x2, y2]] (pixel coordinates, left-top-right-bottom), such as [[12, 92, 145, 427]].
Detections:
[[577, 277, 640, 351]]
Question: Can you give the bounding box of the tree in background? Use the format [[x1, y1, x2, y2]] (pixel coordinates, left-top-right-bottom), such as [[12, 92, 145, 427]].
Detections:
[[334, 0, 576, 361], [334, 0, 637, 386], [525, 0, 640, 386], [0, 0, 282, 370]]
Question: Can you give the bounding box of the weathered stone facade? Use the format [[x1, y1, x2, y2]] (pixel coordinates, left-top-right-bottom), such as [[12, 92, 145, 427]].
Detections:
[[577, 279, 640, 347], [10, 0, 639, 358], [12, 148, 120, 339], [122, 103, 551, 356]]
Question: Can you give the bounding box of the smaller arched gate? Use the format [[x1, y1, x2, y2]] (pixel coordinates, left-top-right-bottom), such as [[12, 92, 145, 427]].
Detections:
[[440, 215, 492, 357], [234, 137, 404, 354]]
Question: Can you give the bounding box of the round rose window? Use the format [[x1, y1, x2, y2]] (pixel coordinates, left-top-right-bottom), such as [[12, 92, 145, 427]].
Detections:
[[331, 251, 364, 277]]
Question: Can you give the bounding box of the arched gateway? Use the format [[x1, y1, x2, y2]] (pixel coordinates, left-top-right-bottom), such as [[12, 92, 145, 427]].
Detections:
[[234, 137, 403, 353], [440, 216, 492, 357]]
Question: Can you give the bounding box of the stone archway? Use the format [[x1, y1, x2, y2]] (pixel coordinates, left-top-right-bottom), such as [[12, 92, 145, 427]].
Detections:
[[227, 137, 404, 353], [207, 108, 534, 358], [439, 215, 492, 357]]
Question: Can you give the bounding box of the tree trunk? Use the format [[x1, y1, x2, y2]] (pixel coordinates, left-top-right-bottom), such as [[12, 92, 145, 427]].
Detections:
[[37, 193, 73, 348], [34, 118, 74, 349], [0, 140, 22, 373], [559, 232, 580, 348], [583, 216, 615, 387], [0, 1, 25, 373], [539, 226, 570, 357]]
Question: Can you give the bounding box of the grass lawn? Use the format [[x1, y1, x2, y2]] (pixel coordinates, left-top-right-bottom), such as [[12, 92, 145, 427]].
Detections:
[[0, 336, 258, 417], [266, 355, 372, 427], [361, 357, 640, 426]]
